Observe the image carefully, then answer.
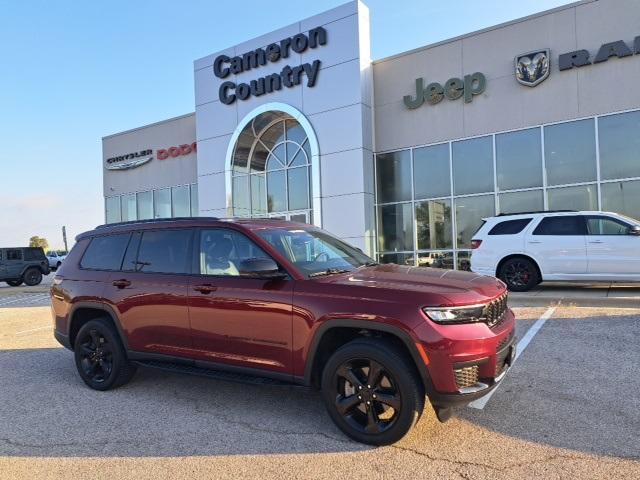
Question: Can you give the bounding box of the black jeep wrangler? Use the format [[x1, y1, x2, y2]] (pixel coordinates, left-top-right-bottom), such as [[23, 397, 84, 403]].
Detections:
[[0, 247, 50, 286]]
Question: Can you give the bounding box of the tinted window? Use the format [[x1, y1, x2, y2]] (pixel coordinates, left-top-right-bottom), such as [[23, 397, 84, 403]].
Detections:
[[121, 232, 141, 271], [24, 248, 45, 261], [586, 217, 631, 235], [137, 229, 193, 274], [547, 184, 597, 211], [172, 185, 190, 217], [601, 180, 640, 222], [377, 203, 413, 252], [200, 229, 271, 276], [598, 111, 640, 180], [532, 216, 586, 236], [80, 234, 130, 270], [413, 143, 450, 199], [416, 199, 453, 249], [6, 249, 22, 261], [544, 119, 596, 186], [454, 195, 495, 248], [496, 128, 543, 190], [489, 218, 532, 235], [452, 136, 493, 195], [499, 190, 544, 215], [376, 150, 412, 203]]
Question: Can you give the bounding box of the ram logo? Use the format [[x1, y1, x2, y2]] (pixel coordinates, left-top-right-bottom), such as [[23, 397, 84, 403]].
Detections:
[[515, 49, 550, 87]]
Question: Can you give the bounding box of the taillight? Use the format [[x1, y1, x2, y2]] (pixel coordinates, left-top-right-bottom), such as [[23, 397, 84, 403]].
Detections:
[[471, 239, 482, 249]]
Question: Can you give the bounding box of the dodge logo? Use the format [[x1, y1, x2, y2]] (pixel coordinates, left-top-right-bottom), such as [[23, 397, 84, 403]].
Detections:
[[515, 49, 550, 87]]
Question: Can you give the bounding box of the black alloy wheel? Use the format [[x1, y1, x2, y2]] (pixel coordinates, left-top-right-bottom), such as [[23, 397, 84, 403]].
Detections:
[[334, 359, 401, 435], [73, 318, 137, 391], [499, 257, 539, 292], [321, 338, 424, 445], [23, 268, 42, 286], [77, 328, 114, 384]]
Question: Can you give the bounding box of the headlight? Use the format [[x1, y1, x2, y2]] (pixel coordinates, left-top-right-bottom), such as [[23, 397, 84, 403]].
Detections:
[[422, 305, 485, 324]]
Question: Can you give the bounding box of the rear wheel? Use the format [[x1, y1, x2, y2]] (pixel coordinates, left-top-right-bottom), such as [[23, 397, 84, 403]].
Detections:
[[74, 318, 137, 391], [498, 257, 539, 292], [6, 280, 22, 287], [23, 268, 42, 286], [321, 338, 424, 445]]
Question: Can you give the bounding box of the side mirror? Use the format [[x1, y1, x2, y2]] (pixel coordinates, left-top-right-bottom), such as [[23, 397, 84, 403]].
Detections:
[[238, 258, 286, 278], [629, 225, 640, 236]]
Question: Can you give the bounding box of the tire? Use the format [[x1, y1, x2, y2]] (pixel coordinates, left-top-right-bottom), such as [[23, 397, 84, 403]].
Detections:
[[321, 338, 425, 446], [498, 256, 539, 292], [23, 268, 42, 286], [6, 280, 22, 287], [74, 317, 137, 391]]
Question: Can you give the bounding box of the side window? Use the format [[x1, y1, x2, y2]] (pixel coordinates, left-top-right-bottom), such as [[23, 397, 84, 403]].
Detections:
[[137, 229, 193, 274], [6, 249, 23, 261], [199, 229, 271, 276], [121, 232, 142, 271], [532, 216, 586, 236], [80, 234, 131, 270], [586, 217, 631, 235], [488, 218, 532, 235], [24, 248, 45, 261]]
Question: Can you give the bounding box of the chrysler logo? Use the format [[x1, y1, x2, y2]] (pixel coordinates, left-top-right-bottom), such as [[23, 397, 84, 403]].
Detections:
[[105, 149, 153, 170], [515, 49, 550, 87]]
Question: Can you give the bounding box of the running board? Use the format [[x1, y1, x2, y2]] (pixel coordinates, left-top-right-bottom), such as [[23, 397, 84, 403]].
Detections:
[[133, 360, 298, 387]]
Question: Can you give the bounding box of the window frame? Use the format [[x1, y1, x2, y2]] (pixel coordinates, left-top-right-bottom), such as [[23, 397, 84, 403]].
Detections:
[[192, 227, 290, 280], [532, 215, 587, 236], [79, 233, 132, 272], [133, 228, 195, 276], [585, 215, 633, 236]]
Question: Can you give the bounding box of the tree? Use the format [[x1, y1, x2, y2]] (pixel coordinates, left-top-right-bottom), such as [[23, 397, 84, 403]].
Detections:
[[29, 236, 49, 251]]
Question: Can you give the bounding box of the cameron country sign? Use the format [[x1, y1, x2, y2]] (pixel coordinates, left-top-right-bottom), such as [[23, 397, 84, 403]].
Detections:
[[213, 27, 327, 105]]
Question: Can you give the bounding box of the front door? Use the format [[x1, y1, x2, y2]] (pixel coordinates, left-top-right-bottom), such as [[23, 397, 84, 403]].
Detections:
[[585, 215, 640, 277], [187, 228, 293, 375]]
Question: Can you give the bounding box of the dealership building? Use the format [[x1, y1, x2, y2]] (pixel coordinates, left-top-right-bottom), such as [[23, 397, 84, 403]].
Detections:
[[103, 0, 640, 269]]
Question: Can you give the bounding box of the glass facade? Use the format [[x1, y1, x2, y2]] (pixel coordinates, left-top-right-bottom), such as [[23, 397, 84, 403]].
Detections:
[[375, 109, 640, 269], [231, 113, 312, 222], [104, 183, 198, 224]]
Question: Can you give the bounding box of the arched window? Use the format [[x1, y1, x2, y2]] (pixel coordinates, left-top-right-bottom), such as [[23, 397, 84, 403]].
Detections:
[[231, 111, 312, 223]]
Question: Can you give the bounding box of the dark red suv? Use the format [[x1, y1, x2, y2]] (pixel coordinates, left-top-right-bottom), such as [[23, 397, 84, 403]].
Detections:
[[51, 218, 515, 445]]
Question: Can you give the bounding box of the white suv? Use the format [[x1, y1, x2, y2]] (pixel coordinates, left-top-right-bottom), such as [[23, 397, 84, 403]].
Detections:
[[470, 211, 640, 291]]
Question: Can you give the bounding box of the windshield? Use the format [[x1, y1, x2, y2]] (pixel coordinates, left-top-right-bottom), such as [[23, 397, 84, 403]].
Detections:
[[256, 228, 374, 277]]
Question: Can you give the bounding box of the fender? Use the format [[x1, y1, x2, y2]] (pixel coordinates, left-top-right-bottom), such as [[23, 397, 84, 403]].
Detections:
[[67, 301, 129, 350], [495, 251, 545, 278], [302, 318, 436, 395]]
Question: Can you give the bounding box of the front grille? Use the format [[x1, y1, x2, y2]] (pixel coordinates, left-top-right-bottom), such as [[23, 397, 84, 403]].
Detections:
[[482, 293, 508, 327], [454, 365, 479, 389]]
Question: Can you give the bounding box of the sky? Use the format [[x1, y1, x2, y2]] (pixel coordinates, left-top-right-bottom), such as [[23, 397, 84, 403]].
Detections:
[[0, 0, 573, 249]]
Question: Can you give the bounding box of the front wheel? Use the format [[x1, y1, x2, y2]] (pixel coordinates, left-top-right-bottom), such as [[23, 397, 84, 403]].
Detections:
[[498, 257, 539, 292], [23, 268, 42, 286], [321, 338, 425, 445]]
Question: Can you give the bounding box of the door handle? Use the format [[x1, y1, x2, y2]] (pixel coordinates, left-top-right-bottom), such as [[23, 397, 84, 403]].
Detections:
[[193, 284, 217, 294], [588, 240, 604, 244], [528, 240, 542, 244], [112, 279, 131, 289]]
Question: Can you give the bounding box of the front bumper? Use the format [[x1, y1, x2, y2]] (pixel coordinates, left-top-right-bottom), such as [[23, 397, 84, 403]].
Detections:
[[54, 329, 72, 350]]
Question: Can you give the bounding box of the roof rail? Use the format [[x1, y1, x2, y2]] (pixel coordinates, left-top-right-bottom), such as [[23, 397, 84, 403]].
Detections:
[[496, 210, 576, 217], [95, 217, 219, 229]]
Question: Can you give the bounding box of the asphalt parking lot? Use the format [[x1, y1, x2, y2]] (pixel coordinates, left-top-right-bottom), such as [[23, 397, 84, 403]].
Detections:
[[0, 301, 639, 479]]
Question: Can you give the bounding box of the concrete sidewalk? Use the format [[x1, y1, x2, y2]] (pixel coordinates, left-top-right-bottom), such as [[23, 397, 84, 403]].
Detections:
[[510, 282, 640, 308]]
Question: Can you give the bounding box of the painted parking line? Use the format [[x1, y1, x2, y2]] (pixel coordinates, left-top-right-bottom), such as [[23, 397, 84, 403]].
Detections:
[[15, 325, 51, 336], [468, 305, 557, 410], [0, 293, 50, 307]]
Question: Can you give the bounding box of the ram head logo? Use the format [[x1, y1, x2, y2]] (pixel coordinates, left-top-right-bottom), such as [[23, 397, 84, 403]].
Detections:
[[515, 49, 550, 87]]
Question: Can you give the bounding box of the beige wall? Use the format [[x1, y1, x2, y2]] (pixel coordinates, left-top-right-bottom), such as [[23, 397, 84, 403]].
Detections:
[[102, 113, 197, 197], [372, 0, 640, 153]]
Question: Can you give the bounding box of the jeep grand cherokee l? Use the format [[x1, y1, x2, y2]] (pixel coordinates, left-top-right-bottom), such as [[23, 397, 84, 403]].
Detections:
[[51, 218, 515, 445]]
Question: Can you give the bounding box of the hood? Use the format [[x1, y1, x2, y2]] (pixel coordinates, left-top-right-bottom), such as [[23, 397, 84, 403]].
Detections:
[[313, 264, 506, 306]]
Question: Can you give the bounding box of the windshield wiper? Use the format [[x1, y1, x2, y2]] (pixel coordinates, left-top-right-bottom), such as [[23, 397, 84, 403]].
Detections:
[[308, 268, 351, 278]]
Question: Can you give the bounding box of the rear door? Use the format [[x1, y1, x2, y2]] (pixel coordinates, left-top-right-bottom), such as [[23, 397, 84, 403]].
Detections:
[[103, 229, 194, 356], [0, 250, 6, 277], [526, 215, 587, 275], [585, 215, 640, 277]]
